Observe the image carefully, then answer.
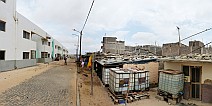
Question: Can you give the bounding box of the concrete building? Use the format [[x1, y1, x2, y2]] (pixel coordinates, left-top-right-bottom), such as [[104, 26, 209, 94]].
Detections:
[[102, 37, 125, 54], [162, 41, 209, 57], [189, 40, 205, 54], [142, 45, 162, 56], [125, 45, 162, 56], [162, 42, 190, 57], [162, 59, 212, 103], [0, 0, 68, 72]]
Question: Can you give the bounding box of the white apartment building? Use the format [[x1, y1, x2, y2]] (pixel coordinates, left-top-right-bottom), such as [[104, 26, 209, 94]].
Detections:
[[0, 0, 68, 72]]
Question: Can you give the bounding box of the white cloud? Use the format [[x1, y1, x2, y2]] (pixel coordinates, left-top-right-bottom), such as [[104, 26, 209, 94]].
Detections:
[[132, 32, 158, 45], [16, 0, 212, 54]]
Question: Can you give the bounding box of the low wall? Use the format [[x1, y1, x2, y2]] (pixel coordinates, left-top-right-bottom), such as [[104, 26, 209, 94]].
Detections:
[[16, 59, 36, 69], [0, 60, 15, 72], [37, 58, 52, 63], [202, 84, 212, 103], [0, 59, 36, 72]]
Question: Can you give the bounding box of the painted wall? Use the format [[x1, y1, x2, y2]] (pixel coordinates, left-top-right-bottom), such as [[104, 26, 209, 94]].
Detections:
[[0, 0, 16, 60], [123, 62, 159, 84], [0, 0, 68, 71], [164, 61, 212, 83]]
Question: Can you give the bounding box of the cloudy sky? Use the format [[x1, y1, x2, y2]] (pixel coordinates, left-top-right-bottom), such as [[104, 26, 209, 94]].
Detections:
[[16, 0, 212, 54]]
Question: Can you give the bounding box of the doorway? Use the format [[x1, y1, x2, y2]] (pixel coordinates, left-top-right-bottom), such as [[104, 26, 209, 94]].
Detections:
[[190, 66, 201, 100]]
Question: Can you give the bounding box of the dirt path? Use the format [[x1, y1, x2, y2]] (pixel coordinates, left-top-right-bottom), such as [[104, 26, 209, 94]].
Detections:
[[78, 69, 114, 106]]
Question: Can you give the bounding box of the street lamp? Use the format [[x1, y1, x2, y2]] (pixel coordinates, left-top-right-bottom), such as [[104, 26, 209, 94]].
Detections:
[[72, 34, 79, 62], [73, 29, 82, 59]]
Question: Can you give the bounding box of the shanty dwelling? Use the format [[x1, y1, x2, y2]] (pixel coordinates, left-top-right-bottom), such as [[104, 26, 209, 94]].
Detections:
[[162, 59, 212, 103], [94, 59, 124, 87], [123, 58, 159, 87]]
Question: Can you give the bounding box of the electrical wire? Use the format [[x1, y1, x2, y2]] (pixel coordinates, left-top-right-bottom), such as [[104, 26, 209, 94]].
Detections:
[[81, 0, 95, 32], [180, 28, 212, 42], [190, 41, 212, 54]]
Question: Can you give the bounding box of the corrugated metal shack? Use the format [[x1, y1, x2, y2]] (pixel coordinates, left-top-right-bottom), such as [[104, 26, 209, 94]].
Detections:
[[94, 59, 125, 87]]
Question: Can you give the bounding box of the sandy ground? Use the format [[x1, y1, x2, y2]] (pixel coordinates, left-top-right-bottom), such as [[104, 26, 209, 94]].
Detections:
[[78, 68, 212, 106], [0, 63, 52, 94], [78, 69, 114, 106]]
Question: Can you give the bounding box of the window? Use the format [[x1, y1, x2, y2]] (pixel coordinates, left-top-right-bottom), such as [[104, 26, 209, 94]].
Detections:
[[0, 20, 6, 32], [23, 30, 30, 39], [48, 42, 51, 46], [42, 41, 47, 45], [0, 0, 6, 3], [0, 50, 5, 60], [23, 52, 29, 59], [183, 66, 189, 76], [41, 52, 48, 58], [31, 50, 36, 59]]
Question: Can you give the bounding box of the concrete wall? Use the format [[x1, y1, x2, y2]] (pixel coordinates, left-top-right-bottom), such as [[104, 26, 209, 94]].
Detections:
[[123, 62, 159, 84], [0, 59, 36, 72], [16, 59, 36, 68], [0, 0, 68, 72], [37, 58, 52, 63], [0, 0, 16, 60], [164, 62, 212, 83], [164, 61, 212, 102], [162, 43, 190, 57], [0, 60, 15, 72]]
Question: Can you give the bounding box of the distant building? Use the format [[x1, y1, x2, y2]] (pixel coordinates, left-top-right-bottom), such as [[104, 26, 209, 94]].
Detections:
[[162, 42, 191, 57], [162, 41, 208, 57], [125, 45, 162, 56], [101, 37, 125, 54], [142, 45, 162, 56], [189, 40, 205, 54]]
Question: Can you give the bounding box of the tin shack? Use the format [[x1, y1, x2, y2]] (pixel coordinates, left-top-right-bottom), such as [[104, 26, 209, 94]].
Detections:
[[95, 59, 124, 86]]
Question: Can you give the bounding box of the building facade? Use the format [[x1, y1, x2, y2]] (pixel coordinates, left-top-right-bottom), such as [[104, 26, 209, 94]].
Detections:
[[189, 40, 205, 54], [0, 0, 68, 72], [162, 42, 190, 57], [162, 41, 211, 57], [163, 59, 212, 103], [102, 37, 125, 54]]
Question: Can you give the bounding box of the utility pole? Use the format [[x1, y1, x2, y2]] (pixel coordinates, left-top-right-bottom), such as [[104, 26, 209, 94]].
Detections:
[[91, 52, 95, 95], [177, 26, 181, 56], [79, 31, 82, 59]]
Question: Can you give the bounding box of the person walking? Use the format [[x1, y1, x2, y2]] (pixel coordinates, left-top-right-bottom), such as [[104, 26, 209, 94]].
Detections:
[[64, 56, 67, 65]]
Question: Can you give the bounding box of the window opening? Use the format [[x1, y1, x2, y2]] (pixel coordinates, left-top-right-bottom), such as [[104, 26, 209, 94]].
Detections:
[[0, 50, 5, 60], [23, 52, 29, 59], [0, 20, 6, 32]]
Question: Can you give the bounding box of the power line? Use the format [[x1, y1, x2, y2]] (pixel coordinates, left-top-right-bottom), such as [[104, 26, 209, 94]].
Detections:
[[190, 41, 212, 54], [81, 0, 95, 32], [180, 28, 212, 42]]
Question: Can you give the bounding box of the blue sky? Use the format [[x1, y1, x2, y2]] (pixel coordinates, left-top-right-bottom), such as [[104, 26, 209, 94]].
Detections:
[[16, 0, 212, 54]]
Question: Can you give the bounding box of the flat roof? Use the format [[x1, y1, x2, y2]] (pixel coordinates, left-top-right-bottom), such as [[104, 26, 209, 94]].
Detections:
[[160, 58, 212, 63]]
